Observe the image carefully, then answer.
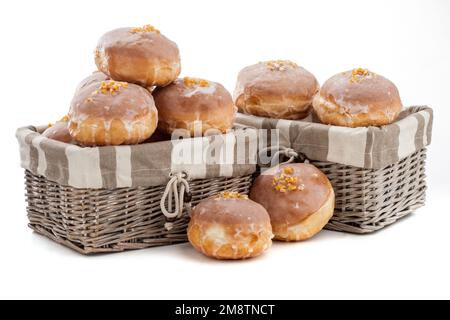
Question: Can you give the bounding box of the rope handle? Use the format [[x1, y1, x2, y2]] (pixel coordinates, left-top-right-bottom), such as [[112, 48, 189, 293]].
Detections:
[[160, 172, 192, 224], [259, 145, 308, 167]]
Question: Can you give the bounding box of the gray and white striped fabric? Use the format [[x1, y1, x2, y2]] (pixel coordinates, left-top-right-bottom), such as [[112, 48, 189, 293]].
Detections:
[[16, 126, 258, 189], [235, 106, 433, 169]]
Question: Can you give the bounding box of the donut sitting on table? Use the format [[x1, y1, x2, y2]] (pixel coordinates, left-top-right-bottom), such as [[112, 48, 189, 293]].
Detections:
[[250, 163, 334, 241], [187, 192, 273, 260]]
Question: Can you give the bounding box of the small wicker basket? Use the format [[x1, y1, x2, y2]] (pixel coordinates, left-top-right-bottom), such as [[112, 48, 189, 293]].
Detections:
[[236, 106, 433, 233], [17, 127, 258, 254]]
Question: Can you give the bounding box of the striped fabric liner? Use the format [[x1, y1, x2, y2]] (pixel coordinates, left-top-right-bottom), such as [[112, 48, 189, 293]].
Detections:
[[16, 126, 258, 189], [235, 106, 433, 169]]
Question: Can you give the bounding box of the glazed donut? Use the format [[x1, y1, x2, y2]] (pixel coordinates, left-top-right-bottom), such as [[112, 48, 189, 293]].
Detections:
[[95, 25, 180, 87], [75, 71, 110, 93], [250, 164, 334, 241], [68, 80, 158, 146], [234, 60, 319, 120], [312, 68, 402, 127], [153, 77, 235, 136], [187, 192, 273, 260], [42, 116, 76, 144]]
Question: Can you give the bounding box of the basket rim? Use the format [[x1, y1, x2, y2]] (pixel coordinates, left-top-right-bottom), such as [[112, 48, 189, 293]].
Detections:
[[236, 105, 433, 170], [16, 125, 258, 190]]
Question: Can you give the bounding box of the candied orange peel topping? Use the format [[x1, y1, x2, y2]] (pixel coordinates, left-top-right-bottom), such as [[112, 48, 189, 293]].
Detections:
[[131, 24, 160, 34], [283, 166, 294, 175], [349, 68, 375, 83], [272, 166, 305, 193], [183, 77, 210, 88], [216, 191, 249, 200], [263, 60, 298, 71], [48, 115, 69, 128], [93, 80, 129, 95]]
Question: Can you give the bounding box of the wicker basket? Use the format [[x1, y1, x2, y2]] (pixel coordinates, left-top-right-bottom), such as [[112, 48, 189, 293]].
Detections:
[[312, 149, 426, 233], [236, 106, 433, 233], [17, 126, 258, 254], [24, 170, 253, 254]]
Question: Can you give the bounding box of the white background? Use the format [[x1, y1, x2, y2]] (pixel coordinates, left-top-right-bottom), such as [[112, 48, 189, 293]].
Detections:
[[1, 0, 449, 299]]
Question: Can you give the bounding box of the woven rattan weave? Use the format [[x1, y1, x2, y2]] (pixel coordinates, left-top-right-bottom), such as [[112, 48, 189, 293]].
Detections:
[[25, 171, 253, 254], [313, 149, 427, 233]]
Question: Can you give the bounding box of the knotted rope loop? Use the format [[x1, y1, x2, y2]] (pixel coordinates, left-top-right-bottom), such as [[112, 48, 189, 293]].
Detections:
[[161, 172, 191, 221], [259, 146, 307, 167]]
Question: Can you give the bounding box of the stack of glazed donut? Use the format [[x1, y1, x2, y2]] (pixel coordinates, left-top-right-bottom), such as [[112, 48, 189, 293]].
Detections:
[[43, 24, 236, 146], [42, 25, 404, 261]]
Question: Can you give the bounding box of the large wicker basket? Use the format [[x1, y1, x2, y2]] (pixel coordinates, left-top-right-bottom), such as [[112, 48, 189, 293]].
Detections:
[[17, 127, 258, 254], [236, 106, 433, 233]]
